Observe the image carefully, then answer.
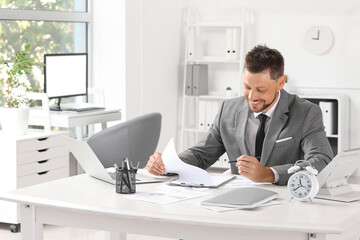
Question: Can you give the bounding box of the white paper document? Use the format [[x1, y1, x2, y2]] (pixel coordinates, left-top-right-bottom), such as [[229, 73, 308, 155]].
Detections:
[[124, 183, 210, 204], [221, 175, 270, 188], [162, 138, 235, 188]]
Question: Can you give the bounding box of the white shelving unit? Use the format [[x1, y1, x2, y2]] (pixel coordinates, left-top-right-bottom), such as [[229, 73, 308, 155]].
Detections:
[[179, 9, 254, 168], [299, 94, 349, 155]]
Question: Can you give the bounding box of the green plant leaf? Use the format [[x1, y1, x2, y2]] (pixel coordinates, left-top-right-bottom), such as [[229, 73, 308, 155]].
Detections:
[[0, 44, 40, 108]]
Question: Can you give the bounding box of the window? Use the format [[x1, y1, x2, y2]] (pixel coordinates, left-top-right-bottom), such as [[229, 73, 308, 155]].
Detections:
[[1, 0, 87, 12], [0, 0, 91, 106]]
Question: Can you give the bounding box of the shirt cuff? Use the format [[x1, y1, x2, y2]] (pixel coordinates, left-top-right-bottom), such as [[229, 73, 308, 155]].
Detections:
[[270, 167, 279, 183]]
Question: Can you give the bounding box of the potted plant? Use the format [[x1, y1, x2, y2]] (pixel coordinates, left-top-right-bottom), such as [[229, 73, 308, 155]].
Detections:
[[226, 86, 232, 97], [0, 44, 38, 135]]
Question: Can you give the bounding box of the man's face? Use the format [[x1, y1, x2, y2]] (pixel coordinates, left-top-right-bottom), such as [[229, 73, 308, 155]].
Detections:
[[243, 69, 285, 113]]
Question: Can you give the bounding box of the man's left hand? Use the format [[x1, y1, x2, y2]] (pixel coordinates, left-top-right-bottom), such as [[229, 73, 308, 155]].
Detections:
[[235, 155, 275, 183]]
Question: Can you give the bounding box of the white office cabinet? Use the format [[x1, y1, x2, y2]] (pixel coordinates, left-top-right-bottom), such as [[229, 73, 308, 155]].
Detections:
[[319, 101, 335, 135], [180, 8, 253, 168], [0, 130, 69, 227], [300, 94, 349, 155]]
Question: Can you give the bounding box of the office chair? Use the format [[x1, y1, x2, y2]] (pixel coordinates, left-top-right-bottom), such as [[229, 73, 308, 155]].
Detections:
[[87, 112, 161, 169]]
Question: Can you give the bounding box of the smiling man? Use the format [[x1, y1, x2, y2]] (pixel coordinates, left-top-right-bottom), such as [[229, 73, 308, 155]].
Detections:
[[146, 45, 333, 185]]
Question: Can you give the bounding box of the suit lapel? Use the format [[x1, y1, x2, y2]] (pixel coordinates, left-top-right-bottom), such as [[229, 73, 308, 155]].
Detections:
[[235, 101, 250, 155], [260, 90, 290, 166]]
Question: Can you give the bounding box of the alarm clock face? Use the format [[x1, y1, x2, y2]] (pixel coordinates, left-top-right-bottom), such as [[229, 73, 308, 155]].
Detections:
[[288, 172, 313, 200]]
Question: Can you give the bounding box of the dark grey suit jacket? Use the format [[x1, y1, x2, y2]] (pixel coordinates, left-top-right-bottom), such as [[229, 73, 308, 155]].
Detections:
[[179, 89, 333, 185]]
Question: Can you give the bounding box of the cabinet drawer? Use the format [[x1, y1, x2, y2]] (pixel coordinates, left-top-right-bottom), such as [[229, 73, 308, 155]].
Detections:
[[17, 156, 69, 177], [17, 167, 69, 188], [17, 146, 68, 165], [17, 135, 65, 154]]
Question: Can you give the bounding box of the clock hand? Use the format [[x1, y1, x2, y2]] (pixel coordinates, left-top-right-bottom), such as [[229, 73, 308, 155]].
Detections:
[[312, 30, 320, 40]]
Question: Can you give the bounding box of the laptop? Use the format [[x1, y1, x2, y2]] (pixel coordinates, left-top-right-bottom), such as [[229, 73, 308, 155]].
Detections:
[[62, 136, 164, 184]]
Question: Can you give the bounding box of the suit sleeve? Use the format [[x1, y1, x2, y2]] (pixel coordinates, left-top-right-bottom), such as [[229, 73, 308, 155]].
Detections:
[[178, 102, 226, 169], [272, 104, 334, 186]]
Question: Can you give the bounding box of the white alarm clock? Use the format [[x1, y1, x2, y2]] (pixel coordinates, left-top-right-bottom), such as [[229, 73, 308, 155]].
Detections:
[[287, 161, 319, 202]]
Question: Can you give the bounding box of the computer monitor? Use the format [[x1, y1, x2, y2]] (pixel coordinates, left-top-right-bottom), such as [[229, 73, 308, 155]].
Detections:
[[316, 147, 360, 202], [44, 53, 88, 111]]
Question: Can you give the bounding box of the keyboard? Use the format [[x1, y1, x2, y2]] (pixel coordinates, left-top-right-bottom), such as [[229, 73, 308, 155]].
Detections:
[[61, 107, 105, 112]]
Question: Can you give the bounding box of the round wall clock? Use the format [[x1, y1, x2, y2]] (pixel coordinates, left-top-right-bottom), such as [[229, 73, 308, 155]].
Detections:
[[304, 25, 334, 55]]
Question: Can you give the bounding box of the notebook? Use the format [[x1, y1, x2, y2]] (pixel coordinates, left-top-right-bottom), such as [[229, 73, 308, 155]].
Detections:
[[201, 187, 278, 209], [62, 136, 163, 185]]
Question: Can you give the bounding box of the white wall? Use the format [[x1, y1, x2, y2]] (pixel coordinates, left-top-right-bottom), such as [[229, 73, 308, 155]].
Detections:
[[93, 0, 125, 123], [123, 0, 360, 153], [96, 0, 360, 157], [125, 0, 184, 151]]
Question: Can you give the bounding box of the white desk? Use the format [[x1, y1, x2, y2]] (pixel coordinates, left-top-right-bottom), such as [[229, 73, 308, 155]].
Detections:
[[29, 109, 122, 140], [29, 109, 121, 175], [1, 174, 360, 240]]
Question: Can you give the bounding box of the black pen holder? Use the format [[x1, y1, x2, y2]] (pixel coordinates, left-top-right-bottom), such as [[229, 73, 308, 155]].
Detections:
[[116, 168, 136, 194]]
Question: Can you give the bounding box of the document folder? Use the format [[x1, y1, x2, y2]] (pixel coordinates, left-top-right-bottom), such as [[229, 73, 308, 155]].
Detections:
[[319, 101, 336, 134]]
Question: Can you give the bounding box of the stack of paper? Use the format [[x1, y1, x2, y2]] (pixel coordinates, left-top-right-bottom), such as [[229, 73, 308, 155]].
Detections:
[[125, 184, 210, 204]]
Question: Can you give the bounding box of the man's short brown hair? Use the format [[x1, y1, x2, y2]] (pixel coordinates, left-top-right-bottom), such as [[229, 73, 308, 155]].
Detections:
[[244, 45, 284, 80]]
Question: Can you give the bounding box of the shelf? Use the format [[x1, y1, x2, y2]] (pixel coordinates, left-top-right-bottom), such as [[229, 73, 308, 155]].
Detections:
[[298, 93, 345, 100], [199, 95, 237, 100], [300, 94, 349, 155], [189, 22, 242, 28], [184, 94, 238, 100], [186, 58, 241, 64], [183, 128, 207, 133], [180, 8, 253, 155]]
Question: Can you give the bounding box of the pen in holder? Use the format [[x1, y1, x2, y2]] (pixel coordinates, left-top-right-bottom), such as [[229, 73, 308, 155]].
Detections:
[[115, 158, 137, 194]]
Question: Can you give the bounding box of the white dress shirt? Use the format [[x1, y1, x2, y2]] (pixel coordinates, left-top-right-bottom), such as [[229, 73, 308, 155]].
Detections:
[[245, 91, 281, 183]]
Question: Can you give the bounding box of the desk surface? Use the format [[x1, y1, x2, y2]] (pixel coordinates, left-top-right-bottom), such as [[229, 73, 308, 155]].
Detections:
[[49, 108, 122, 128], [1, 174, 360, 240], [0, 129, 66, 141], [29, 108, 122, 128]]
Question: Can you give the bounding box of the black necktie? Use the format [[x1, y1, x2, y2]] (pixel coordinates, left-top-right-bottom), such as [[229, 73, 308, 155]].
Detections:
[[255, 114, 267, 160]]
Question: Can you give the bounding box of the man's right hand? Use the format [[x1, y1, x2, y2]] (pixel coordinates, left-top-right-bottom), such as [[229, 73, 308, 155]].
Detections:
[[146, 152, 165, 176]]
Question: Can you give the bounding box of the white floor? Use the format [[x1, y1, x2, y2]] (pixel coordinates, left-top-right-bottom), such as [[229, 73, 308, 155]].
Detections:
[[0, 223, 174, 240]]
